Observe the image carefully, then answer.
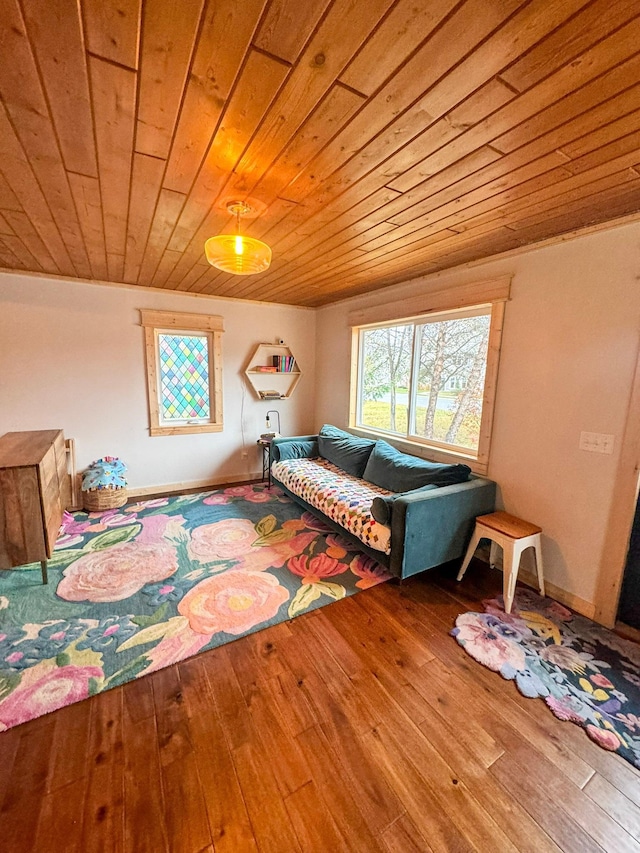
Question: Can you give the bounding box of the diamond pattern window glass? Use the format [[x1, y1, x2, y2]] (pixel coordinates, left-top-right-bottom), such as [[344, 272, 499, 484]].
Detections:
[[140, 310, 224, 436], [158, 334, 211, 422]]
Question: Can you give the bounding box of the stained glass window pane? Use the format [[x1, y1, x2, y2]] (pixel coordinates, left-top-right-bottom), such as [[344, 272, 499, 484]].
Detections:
[[158, 333, 211, 422]]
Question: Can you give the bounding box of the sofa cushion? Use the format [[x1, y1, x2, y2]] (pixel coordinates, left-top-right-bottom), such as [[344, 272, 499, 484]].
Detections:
[[363, 440, 471, 492], [317, 424, 376, 478], [274, 439, 318, 461], [271, 456, 392, 554], [370, 484, 438, 525]]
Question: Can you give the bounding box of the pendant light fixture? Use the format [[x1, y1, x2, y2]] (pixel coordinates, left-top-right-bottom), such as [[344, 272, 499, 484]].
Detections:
[[204, 201, 272, 275]]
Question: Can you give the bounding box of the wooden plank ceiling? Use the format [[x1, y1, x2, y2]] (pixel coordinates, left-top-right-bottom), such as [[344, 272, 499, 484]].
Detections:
[[0, 0, 639, 307]]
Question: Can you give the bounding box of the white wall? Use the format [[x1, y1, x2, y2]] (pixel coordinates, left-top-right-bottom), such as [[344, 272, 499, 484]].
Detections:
[[0, 273, 316, 490], [314, 222, 640, 609]]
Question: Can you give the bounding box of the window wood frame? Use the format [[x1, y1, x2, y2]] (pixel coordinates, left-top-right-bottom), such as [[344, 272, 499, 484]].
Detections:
[[348, 277, 510, 475], [140, 309, 224, 436]]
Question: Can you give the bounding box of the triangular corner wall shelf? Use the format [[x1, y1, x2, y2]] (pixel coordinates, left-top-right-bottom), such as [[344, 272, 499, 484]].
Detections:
[[244, 343, 302, 400]]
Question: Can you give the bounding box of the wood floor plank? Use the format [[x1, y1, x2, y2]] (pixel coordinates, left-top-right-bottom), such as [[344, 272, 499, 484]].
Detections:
[[285, 779, 351, 853], [0, 724, 22, 808], [204, 645, 253, 751], [3, 560, 640, 850], [296, 724, 385, 853], [44, 696, 92, 792], [493, 739, 640, 853], [226, 639, 313, 798], [362, 721, 476, 853], [151, 663, 192, 767], [34, 780, 84, 853], [160, 750, 212, 853], [179, 657, 257, 853], [260, 668, 318, 739], [381, 812, 435, 853], [490, 751, 605, 853], [122, 714, 169, 853], [584, 773, 640, 842], [232, 738, 302, 853], [80, 689, 125, 853]]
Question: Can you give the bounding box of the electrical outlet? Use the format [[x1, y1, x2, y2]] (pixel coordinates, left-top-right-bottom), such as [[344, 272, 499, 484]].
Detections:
[[241, 449, 249, 458], [579, 431, 615, 454]]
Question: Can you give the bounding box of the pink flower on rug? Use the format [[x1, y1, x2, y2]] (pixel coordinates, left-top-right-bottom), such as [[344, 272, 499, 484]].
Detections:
[[287, 553, 347, 584], [585, 725, 621, 752], [202, 493, 229, 505], [454, 613, 526, 673], [100, 511, 138, 528], [301, 511, 332, 532], [244, 490, 274, 503], [224, 485, 253, 496], [591, 674, 615, 689], [349, 554, 392, 589], [178, 570, 289, 635], [0, 662, 102, 730], [188, 518, 258, 561], [238, 532, 318, 573], [140, 620, 213, 675], [53, 533, 85, 550], [546, 601, 573, 621], [124, 498, 169, 513], [539, 644, 587, 674], [545, 695, 586, 724], [135, 514, 185, 545], [57, 542, 177, 602], [615, 712, 640, 733], [60, 512, 93, 536]]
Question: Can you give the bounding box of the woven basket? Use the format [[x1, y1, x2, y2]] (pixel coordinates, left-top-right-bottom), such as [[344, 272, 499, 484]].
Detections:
[[83, 486, 128, 512]]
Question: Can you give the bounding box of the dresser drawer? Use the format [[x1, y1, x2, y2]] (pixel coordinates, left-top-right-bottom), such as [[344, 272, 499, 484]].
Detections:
[[0, 429, 72, 571], [0, 467, 46, 567]]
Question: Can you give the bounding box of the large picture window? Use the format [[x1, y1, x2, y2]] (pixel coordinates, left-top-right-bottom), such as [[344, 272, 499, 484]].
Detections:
[[351, 300, 504, 471], [140, 310, 224, 436]]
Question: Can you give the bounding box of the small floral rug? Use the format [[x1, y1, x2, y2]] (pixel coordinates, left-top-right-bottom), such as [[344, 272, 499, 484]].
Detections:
[[0, 484, 390, 730], [452, 589, 640, 769]]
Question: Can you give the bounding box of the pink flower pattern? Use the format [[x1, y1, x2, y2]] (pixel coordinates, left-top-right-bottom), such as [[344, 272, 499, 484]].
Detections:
[[349, 554, 392, 589], [179, 570, 289, 635], [57, 542, 177, 602], [1, 484, 395, 731], [0, 662, 102, 730], [453, 587, 640, 769]]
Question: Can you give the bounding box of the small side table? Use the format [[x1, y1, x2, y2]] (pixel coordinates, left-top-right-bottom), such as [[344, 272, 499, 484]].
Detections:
[[257, 438, 273, 486], [457, 511, 545, 614]]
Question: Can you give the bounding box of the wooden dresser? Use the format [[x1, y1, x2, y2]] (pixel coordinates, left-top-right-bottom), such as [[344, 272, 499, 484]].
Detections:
[[0, 430, 71, 584]]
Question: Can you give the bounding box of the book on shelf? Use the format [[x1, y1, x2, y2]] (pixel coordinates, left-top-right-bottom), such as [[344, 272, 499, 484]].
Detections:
[[259, 390, 282, 399], [271, 355, 296, 372], [253, 365, 278, 372]]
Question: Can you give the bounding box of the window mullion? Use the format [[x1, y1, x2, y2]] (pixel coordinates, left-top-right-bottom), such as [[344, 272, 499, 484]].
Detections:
[[406, 324, 420, 438]]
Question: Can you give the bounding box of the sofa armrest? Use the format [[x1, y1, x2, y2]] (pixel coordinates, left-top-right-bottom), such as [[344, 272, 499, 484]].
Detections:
[[271, 435, 319, 462], [388, 476, 496, 578]]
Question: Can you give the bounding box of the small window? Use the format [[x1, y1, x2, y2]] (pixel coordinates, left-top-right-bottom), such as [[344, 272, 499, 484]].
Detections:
[[352, 303, 503, 471], [140, 310, 223, 436]]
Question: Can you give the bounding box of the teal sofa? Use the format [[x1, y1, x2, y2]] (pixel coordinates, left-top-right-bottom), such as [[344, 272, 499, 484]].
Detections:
[[271, 426, 496, 580]]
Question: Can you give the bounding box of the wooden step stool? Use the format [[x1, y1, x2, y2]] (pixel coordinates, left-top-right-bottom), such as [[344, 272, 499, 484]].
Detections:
[[457, 511, 545, 614]]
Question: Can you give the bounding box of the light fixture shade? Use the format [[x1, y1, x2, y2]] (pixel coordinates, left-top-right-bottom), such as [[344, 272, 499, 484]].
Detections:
[[204, 233, 272, 275]]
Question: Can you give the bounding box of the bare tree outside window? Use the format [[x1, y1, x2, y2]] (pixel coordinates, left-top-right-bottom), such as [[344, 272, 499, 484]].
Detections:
[[360, 324, 413, 433], [415, 315, 490, 449], [356, 311, 491, 452]]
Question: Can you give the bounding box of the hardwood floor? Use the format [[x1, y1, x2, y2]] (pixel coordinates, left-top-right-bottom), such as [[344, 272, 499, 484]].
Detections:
[[1, 560, 639, 852]]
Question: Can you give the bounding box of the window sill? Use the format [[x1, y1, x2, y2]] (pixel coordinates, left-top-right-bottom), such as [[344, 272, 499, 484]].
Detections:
[[349, 425, 488, 476], [150, 423, 223, 436]]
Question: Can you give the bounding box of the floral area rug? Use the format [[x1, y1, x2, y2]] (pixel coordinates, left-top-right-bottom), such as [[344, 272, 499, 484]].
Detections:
[[0, 484, 390, 731], [452, 589, 640, 769]]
